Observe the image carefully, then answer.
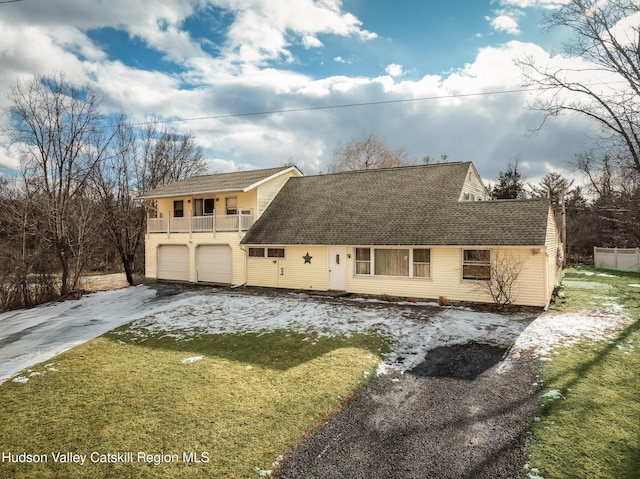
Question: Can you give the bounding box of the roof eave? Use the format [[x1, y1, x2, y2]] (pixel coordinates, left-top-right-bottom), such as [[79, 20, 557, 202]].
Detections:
[[241, 166, 302, 192]]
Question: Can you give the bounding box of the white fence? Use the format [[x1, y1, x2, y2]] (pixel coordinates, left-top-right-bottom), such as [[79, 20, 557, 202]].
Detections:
[[594, 247, 640, 272]]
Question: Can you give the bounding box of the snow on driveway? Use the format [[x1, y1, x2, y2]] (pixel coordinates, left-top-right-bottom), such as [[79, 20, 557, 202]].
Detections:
[[0, 286, 160, 383], [1, 284, 633, 383]]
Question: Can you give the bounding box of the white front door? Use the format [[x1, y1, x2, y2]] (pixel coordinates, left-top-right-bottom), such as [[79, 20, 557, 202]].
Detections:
[[328, 246, 347, 290]]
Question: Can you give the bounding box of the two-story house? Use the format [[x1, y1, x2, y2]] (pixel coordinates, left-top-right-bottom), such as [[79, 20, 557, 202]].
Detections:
[[139, 166, 302, 285], [141, 162, 562, 307]]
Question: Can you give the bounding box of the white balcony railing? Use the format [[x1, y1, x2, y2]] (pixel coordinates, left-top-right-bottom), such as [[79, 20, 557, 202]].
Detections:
[[148, 212, 253, 234]]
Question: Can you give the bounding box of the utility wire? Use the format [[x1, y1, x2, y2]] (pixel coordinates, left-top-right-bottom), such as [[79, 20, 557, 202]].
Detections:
[[0, 0, 25, 4], [137, 87, 533, 125], [135, 81, 624, 125]]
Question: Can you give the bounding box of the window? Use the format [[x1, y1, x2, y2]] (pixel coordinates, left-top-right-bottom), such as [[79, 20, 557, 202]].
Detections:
[[226, 197, 238, 215], [462, 249, 491, 280], [204, 198, 214, 215], [356, 247, 432, 278], [248, 248, 265, 258], [375, 249, 409, 276], [413, 249, 431, 278], [355, 248, 371, 275], [267, 248, 285, 258], [193, 198, 214, 216], [173, 200, 184, 218]]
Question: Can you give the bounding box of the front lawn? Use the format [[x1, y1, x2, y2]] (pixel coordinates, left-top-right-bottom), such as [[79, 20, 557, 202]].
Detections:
[[526, 267, 640, 479], [0, 329, 389, 479]]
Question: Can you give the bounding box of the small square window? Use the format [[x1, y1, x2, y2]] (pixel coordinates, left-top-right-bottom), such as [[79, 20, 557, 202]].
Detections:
[[249, 248, 265, 257], [267, 248, 285, 258]]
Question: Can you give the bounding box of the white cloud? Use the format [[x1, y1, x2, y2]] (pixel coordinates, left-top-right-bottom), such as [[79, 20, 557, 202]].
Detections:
[[0, 0, 607, 183], [498, 0, 570, 8], [302, 35, 324, 49], [385, 63, 404, 78], [489, 14, 521, 34]]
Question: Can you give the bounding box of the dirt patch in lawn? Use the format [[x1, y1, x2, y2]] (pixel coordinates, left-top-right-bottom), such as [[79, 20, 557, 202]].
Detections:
[[275, 343, 540, 479]]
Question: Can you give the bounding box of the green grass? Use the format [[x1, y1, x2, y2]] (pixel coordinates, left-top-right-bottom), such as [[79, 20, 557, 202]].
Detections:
[[0, 329, 390, 479], [526, 266, 640, 479]]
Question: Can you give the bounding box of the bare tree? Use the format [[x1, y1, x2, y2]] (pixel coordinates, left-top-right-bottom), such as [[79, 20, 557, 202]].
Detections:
[[474, 249, 526, 308], [518, 0, 640, 173], [92, 116, 206, 286], [328, 133, 414, 172], [5, 73, 111, 295]]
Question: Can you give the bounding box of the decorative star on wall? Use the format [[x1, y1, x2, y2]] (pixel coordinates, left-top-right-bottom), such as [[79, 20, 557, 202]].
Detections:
[[303, 252, 313, 264]]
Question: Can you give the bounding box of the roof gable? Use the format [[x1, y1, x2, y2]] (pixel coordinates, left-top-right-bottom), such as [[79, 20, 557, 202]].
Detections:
[[139, 166, 301, 199]]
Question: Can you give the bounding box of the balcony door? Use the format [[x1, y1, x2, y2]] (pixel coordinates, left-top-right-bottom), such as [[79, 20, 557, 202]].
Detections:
[[194, 198, 215, 216]]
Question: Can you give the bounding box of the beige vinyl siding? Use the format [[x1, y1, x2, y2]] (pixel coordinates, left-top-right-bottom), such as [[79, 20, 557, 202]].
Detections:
[[145, 232, 247, 285], [346, 246, 548, 307], [545, 206, 561, 300], [459, 164, 490, 202], [247, 246, 328, 291], [256, 170, 301, 218], [155, 190, 257, 219]]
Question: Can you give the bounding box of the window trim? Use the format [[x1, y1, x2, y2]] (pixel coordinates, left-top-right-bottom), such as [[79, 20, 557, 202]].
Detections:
[[412, 248, 431, 278], [354, 247, 432, 279], [462, 249, 491, 281], [247, 247, 285, 259], [225, 196, 238, 215]]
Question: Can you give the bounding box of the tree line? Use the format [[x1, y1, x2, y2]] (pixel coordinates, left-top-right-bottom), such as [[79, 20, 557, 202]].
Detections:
[[0, 73, 205, 311]]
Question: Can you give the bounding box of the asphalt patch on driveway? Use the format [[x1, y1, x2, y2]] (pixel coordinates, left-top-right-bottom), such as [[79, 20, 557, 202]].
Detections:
[[275, 343, 540, 479]]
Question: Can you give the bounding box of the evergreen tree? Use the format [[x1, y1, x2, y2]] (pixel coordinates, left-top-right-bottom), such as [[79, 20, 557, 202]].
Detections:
[[490, 159, 527, 199]]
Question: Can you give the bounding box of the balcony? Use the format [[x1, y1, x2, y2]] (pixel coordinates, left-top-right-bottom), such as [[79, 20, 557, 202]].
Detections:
[[148, 212, 253, 234]]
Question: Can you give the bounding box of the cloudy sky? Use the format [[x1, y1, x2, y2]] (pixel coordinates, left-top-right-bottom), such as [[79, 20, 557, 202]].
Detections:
[[0, 0, 626, 184]]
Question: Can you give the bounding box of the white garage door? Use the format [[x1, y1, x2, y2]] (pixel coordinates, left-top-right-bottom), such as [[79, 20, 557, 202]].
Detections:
[[157, 245, 189, 281], [197, 245, 232, 284]]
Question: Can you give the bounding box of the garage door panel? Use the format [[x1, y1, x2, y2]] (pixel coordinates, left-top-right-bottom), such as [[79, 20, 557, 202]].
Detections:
[[158, 245, 189, 281], [197, 245, 232, 284]]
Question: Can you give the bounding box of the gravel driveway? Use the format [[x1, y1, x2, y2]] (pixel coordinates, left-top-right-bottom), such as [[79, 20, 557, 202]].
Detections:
[[275, 343, 540, 479]]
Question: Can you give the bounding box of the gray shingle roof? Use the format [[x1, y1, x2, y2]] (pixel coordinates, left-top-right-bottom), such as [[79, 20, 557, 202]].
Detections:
[[138, 166, 296, 199], [241, 162, 551, 246]]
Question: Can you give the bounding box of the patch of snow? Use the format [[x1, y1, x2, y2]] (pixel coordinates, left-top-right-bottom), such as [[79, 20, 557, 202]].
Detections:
[[181, 356, 203, 364], [11, 376, 28, 384], [597, 273, 616, 277], [541, 389, 565, 401], [628, 284, 640, 288], [508, 310, 633, 361], [121, 290, 535, 373], [246, 365, 253, 371], [561, 280, 613, 291]]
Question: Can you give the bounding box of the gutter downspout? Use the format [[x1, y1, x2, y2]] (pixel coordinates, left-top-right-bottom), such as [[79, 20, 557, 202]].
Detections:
[[238, 244, 249, 287]]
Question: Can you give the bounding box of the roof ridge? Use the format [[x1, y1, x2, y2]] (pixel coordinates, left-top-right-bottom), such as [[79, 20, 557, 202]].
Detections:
[[483, 198, 550, 203], [188, 165, 291, 180], [301, 161, 471, 179]]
